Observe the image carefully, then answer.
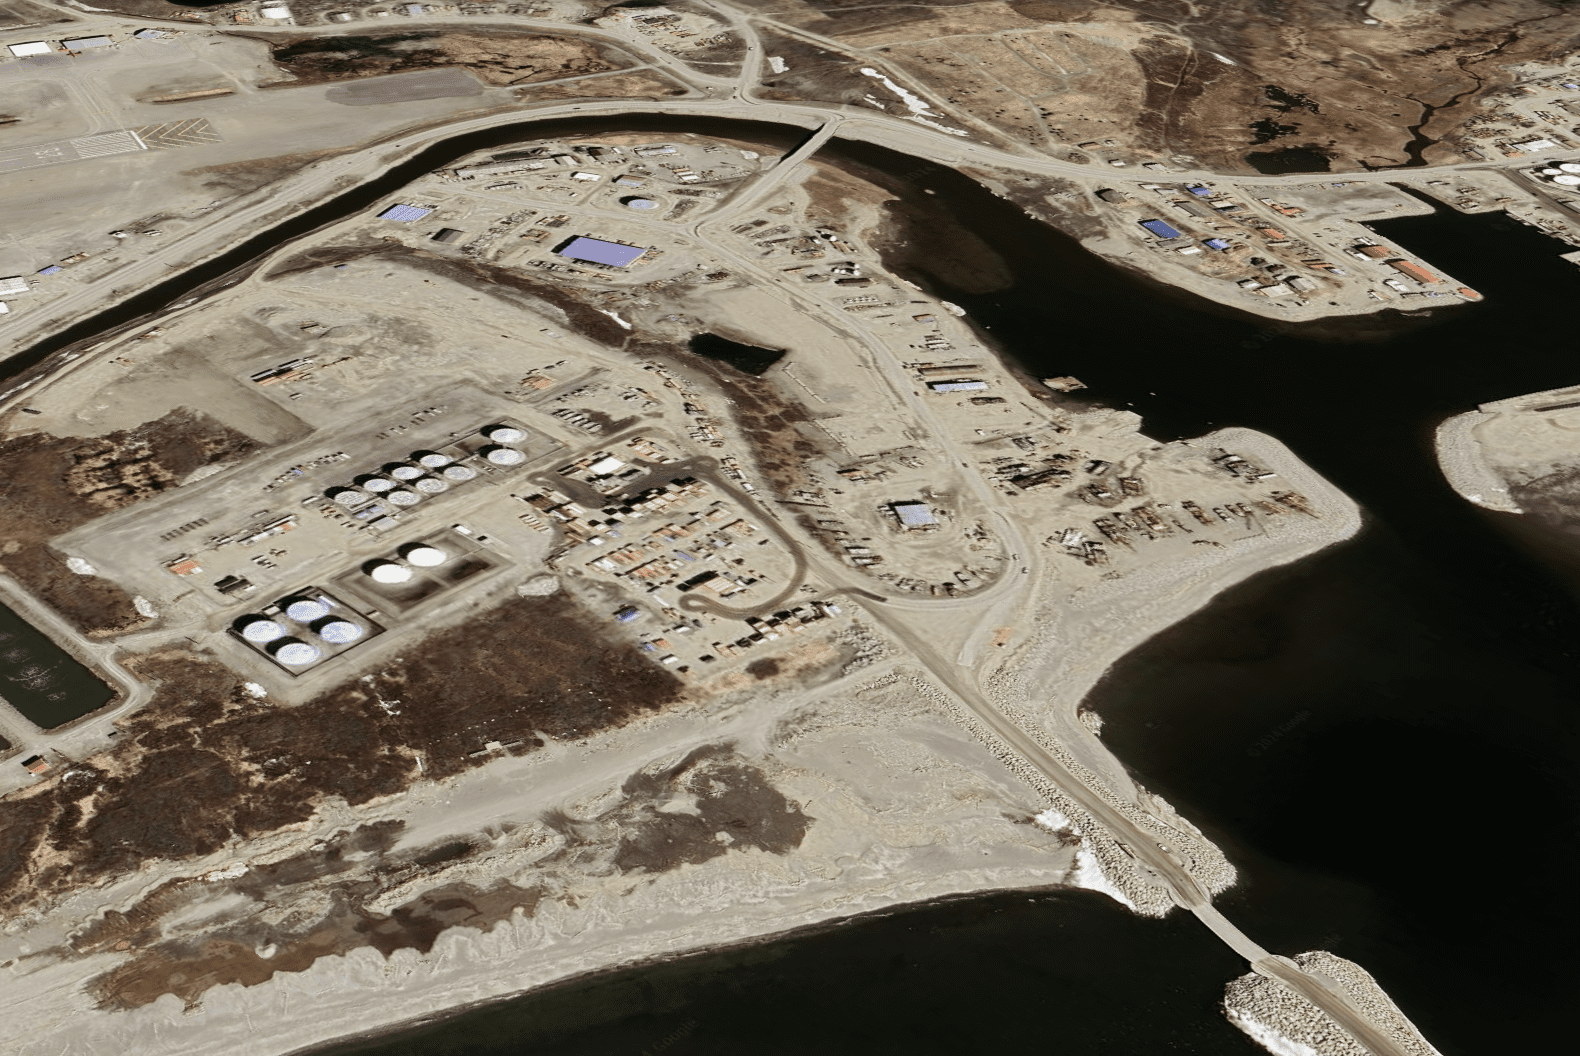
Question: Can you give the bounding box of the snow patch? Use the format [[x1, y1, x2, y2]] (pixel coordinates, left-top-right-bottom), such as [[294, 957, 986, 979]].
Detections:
[[243, 682, 268, 699], [1210, 52, 1239, 66], [598, 309, 633, 330], [1034, 809, 1137, 910], [202, 863, 248, 883], [1224, 1009, 1320, 1056], [132, 596, 158, 618], [858, 68, 970, 136], [65, 557, 97, 576], [767, 56, 786, 74]]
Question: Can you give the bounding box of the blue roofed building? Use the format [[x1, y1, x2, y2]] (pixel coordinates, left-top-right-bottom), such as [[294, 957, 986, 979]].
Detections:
[[556, 236, 647, 268], [1187, 185, 1213, 196], [37, 265, 62, 276], [1139, 218, 1183, 240], [378, 204, 433, 222], [1203, 238, 1231, 251], [891, 501, 938, 529]]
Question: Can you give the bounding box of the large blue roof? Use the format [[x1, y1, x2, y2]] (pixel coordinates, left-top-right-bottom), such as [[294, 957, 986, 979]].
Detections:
[[557, 236, 646, 268], [379, 204, 433, 222]]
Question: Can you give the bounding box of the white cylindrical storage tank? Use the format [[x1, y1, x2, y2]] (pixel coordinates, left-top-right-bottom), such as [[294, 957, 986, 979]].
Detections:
[[624, 197, 660, 211], [484, 425, 526, 444], [388, 464, 424, 480], [386, 488, 421, 506], [484, 445, 526, 466], [367, 560, 413, 584], [239, 617, 286, 644], [360, 475, 395, 493], [1542, 167, 1563, 175], [315, 618, 364, 644], [403, 544, 448, 567], [1554, 174, 1580, 186], [284, 598, 329, 623], [442, 464, 477, 482], [416, 452, 453, 469], [271, 638, 321, 665], [331, 487, 365, 506], [414, 476, 449, 494], [1560, 163, 1580, 174]]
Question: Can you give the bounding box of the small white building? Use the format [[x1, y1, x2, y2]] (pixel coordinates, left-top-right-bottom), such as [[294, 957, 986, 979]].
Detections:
[[7, 41, 52, 57], [0, 277, 29, 296]]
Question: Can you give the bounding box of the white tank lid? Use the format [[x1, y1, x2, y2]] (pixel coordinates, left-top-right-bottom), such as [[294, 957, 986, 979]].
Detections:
[[315, 618, 364, 644], [484, 425, 526, 443], [367, 561, 413, 583], [361, 476, 395, 492], [484, 445, 526, 465], [284, 598, 329, 622], [404, 544, 448, 567], [442, 464, 477, 481], [1554, 174, 1580, 185], [331, 488, 365, 505], [417, 452, 453, 468], [240, 617, 286, 643], [1560, 163, 1580, 174], [389, 464, 424, 480], [386, 488, 421, 506], [271, 639, 321, 665]]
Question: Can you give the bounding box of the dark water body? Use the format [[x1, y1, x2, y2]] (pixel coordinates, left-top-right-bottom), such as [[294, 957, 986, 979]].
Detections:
[[309, 891, 1262, 1056], [1245, 147, 1332, 175], [686, 333, 784, 376], [834, 156, 1580, 1053], [13, 112, 1580, 1053], [0, 601, 114, 728]]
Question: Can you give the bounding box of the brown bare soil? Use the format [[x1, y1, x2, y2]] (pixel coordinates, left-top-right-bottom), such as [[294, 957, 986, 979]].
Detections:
[[78, 736, 808, 1011], [738, 0, 1580, 172], [516, 68, 690, 101], [262, 31, 626, 88], [0, 410, 257, 636], [0, 590, 682, 917], [187, 149, 347, 198]]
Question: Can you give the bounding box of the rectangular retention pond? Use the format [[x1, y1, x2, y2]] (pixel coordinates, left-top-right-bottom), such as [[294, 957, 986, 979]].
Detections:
[[0, 601, 114, 729]]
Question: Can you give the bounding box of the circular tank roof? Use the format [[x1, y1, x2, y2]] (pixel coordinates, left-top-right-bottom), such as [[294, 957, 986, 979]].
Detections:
[[1560, 163, 1580, 174], [386, 488, 421, 506], [1555, 174, 1580, 185], [361, 476, 395, 492], [1542, 167, 1563, 175], [367, 560, 413, 583], [239, 617, 286, 643], [484, 425, 526, 444], [442, 464, 477, 482], [331, 488, 365, 505], [416, 452, 453, 468], [414, 476, 449, 493], [403, 544, 448, 567], [284, 598, 329, 623], [389, 464, 424, 480], [484, 445, 526, 465], [271, 639, 321, 665], [624, 197, 660, 210], [315, 618, 364, 644]]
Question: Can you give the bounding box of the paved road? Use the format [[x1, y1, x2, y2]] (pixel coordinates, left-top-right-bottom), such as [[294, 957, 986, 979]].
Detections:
[[0, 12, 1464, 1051]]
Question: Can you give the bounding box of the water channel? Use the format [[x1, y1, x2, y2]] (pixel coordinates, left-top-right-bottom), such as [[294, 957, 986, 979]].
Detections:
[[6, 114, 1579, 1053]]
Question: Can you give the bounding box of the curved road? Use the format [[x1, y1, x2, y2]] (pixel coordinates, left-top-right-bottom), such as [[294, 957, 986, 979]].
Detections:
[[0, 10, 1463, 1051]]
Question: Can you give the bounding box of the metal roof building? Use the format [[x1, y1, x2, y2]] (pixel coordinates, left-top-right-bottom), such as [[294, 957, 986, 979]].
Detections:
[[1139, 218, 1184, 239], [7, 42, 52, 57], [63, 36, 113, 50], [379, 204, 434, 222], [927, 379, 989, 392], [892, 502, 938, 528], [556, 236, 646, 268], [0, 276, 28, 295]]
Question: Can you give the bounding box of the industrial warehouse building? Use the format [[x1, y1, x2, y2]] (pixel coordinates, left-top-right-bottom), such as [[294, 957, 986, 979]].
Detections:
[[556, 236, 646, 268]]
